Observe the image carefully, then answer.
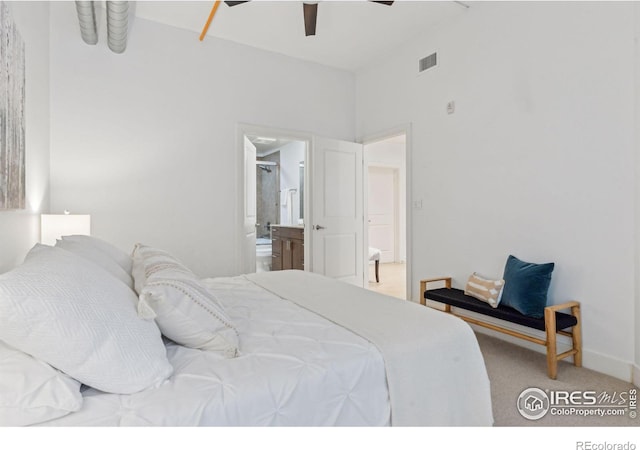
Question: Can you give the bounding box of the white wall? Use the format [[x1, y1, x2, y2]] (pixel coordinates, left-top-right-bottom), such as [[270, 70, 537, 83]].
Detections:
[[365, 137, 406, 262], [356, 2, 636, 380], [634, 1, 640, 387], [277, 141, 305, 226], [0, 2, 50, 273], [48, 2, 354, 277]]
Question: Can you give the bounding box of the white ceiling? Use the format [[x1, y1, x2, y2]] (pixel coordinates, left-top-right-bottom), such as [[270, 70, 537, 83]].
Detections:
[[133, 1, 469, 72]]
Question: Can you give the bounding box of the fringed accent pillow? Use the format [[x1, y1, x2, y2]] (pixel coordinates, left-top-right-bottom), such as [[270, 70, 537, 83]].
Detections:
[[464, 272, 505, 308], [132, 244, 240, 357]]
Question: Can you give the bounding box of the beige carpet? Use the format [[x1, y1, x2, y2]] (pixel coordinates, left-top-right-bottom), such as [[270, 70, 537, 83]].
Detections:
[[475, 332, 638, 427]]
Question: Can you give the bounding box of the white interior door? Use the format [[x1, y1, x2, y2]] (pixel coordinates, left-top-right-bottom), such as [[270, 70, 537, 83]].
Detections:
[[368, 166, 397, 263], [311, 136, 364, 287], [243, 136, 257, 274]]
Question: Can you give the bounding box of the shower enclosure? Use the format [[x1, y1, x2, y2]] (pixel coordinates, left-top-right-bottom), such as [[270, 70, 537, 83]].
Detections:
[[256, 156, 279, 272], [256, 157, 279, 239]]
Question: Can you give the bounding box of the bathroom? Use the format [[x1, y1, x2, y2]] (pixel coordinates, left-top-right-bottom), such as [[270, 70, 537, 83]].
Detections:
[[253, 137, 305, 272]]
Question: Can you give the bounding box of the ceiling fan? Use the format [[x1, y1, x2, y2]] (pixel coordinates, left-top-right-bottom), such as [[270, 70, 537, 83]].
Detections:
[[199, 1, 394, 41]]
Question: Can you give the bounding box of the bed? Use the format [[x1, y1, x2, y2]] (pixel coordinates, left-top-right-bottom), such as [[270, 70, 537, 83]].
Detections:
[[0, 237, 493, 427]]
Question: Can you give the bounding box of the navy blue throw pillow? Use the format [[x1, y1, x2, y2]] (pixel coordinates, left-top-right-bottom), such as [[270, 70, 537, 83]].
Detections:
[[500, 255, 554, 318]]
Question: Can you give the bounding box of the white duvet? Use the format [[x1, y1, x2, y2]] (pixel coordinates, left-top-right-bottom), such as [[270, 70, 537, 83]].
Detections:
[[43, 271, 492, 426], [43, 275, 391, 426], [247, 271, 493, 426]]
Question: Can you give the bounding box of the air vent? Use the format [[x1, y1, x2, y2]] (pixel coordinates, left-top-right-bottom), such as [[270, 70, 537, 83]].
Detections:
[[419, 52, 437, 73]]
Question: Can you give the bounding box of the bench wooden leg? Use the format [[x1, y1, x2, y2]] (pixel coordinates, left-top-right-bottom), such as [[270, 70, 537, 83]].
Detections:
[[544, 308, 558, 380], [375, 260, 379, 283], [571, 304, 582, 368], [420, 276, 453, 307]]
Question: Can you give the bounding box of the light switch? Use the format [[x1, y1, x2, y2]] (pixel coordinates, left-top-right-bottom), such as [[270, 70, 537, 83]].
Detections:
[[447, 101, 455, 114]]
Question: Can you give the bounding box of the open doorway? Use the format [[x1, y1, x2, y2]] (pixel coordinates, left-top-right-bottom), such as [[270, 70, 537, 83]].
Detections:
[[245, 133, 307, 273], [364, 133, 407, 299], [239, 124, 382, 287]]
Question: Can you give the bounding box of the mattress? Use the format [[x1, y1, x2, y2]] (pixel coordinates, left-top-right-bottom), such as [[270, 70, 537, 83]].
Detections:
[[42, 275, 391, 426]]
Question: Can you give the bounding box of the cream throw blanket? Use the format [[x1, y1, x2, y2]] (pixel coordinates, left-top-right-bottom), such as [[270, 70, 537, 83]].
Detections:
[[246, 270, 493, 426]]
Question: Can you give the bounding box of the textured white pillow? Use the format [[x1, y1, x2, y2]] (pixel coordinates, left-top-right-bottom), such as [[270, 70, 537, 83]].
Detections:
[[61, 235, 133, 274], [0, 245, 173, 394], [55, 238, 134, 290], [132, 244, 239, 357], [0, 341, 83, 426]]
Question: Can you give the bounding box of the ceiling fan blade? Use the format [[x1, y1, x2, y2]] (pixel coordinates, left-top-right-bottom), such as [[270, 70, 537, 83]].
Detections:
[[370, 1, 394, 5], [225, 1, 250, 6], [303, 3, 318, 36]]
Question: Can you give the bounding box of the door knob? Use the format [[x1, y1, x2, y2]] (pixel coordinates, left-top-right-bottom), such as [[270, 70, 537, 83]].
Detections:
[[314, 225, 326, 230]]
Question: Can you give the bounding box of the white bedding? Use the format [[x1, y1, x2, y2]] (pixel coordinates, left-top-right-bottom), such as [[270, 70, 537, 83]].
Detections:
[[247, 270, 494, 426], [42, 275, 390, 426], [42, 270, 492, 426]]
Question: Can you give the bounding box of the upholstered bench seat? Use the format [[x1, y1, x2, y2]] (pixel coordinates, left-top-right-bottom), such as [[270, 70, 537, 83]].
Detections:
[[419, 277, 582, 379], [425, 288, 578, 332]]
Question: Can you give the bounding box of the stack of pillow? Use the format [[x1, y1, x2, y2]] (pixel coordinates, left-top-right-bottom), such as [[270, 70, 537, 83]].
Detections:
[[464, 254, 555, 319], [0, 236, 238, 426]]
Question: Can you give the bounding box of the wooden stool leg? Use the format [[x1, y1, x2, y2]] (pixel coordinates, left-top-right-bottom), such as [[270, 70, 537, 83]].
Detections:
[[375, 260, 379, 283]]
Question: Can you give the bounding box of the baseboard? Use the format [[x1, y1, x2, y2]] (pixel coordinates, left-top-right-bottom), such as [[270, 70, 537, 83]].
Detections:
[[634, 364, 640, 387], [471, 325, 633, 382], [422, 300, 636, 383], [581, 347, 633, 383]]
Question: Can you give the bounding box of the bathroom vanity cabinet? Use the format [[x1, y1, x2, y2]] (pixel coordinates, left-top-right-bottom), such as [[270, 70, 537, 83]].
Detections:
[[271, 225, 304, 271]]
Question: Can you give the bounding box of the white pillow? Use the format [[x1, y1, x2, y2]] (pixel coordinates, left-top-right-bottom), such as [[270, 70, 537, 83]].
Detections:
[[139, 276, 240, 357], [55, 238, 134, 290], [0, 340, 83, 426], [61, 235, 133, 274], [131, 243, 192, 295], [133, 243, 183, 261], [0, 244, 173, 394], [132, 244, 239, 357]]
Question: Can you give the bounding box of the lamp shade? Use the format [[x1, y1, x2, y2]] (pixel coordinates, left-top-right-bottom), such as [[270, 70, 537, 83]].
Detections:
[[40, 214, 91, 245]]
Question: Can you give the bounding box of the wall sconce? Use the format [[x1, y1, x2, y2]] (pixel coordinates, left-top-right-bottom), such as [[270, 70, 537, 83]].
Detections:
[[40, 211, 91, 245]]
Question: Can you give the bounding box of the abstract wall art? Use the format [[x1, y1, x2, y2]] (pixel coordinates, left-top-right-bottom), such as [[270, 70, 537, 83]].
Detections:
[[0, 1, 25, 210]]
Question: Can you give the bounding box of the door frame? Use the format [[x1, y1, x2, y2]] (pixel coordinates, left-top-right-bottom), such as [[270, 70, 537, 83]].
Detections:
[[361, 124, 413, 301], [235, 123, 311, 275]]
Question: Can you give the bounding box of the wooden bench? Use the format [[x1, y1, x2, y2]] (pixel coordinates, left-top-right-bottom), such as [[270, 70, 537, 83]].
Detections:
[[420, 276, 582, 379]]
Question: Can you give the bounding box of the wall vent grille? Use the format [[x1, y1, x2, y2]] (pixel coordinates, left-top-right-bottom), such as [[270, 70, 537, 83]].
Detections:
[[419, 53, 437, 73]]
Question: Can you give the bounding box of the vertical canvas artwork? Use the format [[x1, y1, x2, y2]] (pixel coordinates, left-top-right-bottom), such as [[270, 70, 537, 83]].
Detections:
[[0, 1, 25, 210]]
